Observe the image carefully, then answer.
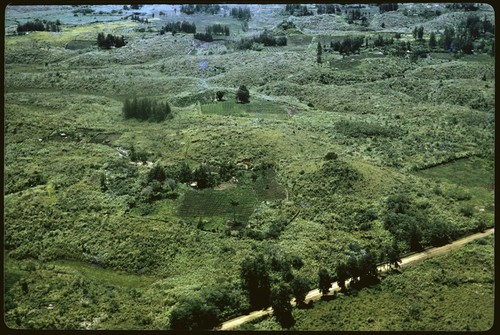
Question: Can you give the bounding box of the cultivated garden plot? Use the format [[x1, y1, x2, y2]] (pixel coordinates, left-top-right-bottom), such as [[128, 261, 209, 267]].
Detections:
[[4, 3, 494, 331]]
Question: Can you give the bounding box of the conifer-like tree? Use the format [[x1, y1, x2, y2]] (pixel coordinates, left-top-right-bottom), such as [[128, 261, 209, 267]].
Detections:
[[429, 31, 437, 49], [317, 41, 323, 63]]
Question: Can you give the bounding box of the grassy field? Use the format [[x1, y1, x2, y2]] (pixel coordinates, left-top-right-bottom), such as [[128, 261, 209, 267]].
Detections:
[[4, 3, 494, 331]]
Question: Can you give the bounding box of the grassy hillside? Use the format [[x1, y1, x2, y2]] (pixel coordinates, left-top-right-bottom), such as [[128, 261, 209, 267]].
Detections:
[[4, 3, 494, 330]]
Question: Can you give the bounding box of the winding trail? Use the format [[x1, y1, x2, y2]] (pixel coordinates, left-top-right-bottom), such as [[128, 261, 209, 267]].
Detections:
[[218, 228, 494, 330]]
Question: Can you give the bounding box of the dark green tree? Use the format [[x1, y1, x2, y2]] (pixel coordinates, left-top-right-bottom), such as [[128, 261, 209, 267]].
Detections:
[[147, 165, 166, 183], [318, 268, 331, 296], [417, 26, 424, 40], [317, 41, 323, 63], [346, 255, 360, 284], [408, 222, 423, 251], [336, 262, 349, 291], [270, 283, 295, 328], [236, 85, 250, 103], [387, 240, 401, 269], [169, 296, 219, 330], [216, 91, 225, 101], [193, 164, 214, 189], [240, 254, 271, 309], [440, 26, 455, 51], [97, 32, 105, 48], [178, 162, 192, 183], [429, 31, 437, 48], [358, 251, 378, 283], [291, 276, 310, 306]]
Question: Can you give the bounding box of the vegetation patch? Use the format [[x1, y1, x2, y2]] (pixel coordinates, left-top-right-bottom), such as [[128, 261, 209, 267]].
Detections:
[[201, 99, 287, 119]]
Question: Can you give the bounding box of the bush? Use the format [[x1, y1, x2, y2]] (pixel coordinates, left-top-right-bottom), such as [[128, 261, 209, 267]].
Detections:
[[324, 152, 338, 160]]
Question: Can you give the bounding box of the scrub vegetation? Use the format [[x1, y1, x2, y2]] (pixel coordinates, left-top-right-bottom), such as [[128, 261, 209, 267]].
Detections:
[[4, 3, 494, 331]]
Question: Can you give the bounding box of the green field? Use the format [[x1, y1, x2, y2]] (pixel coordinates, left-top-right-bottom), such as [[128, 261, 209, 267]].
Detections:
[[4, 3, 494, 331]]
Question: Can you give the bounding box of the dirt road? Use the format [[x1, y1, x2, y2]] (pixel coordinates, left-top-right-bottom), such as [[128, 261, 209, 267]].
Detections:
[[218, 228, 494, 330]]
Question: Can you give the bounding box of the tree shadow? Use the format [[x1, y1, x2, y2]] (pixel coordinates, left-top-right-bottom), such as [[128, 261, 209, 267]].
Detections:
[[320, 294, 335, 302], [297, 301, 314, 309]]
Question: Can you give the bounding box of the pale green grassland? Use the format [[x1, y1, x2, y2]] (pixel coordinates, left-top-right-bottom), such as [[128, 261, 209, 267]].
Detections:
[[4, 3, 494, 330]]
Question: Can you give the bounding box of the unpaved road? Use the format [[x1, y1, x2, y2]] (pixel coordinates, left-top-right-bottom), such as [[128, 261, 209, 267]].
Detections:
[[218, 228, 494, 330]]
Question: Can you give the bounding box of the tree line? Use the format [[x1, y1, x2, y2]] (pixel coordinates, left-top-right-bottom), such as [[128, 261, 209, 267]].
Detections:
[[284, 4, 313, 16], [97, 32, 126, 49], [180, 4, 221, 15], [237, 30, 287, 50], [230, 7, 251, 21], [316, 4, 341, 14], [160, 21, 196, 35], [378, 3, 399, 13], [130, 14, 149, 24], [17, 19, 61, 33], [195, 24, 230, 42], [440, 14, 494, 54], [330, 36, 365, 55], [122, 97, 172, 122], [205, 23, 230, 36], [194, 33, 213, 42]]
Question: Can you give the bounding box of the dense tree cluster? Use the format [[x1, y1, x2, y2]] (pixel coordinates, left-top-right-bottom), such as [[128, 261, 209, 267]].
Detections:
[[72, 7, 94, 15], [131, 160, 236, 205], [16, 19, 61, 33], [236, 30, 287, 50], [160, 21, 196, 35], [97, 32, 126, 49], [346, 8, 364, 22], [122, 97, 172, 122], [284, 4, 313, 16], [240, 251, 306, 327], [378, 3, 399, 13], [316, 4, 341, 15], [383, 192, 461, 251], [194, 32, 213, 42], [180, 4, 221, 15], [330, 36, 365, 55], [445, 3, 479, 11], [130, 14, 149, 23], [438, 15, 494, 54], [205, 23, 230, 36], [333, 251, 379, 290], [230, 7, 251, 21], [373, 34, 394, 48], [413, 26, 425, 40], [169, 282, 246, 330]]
